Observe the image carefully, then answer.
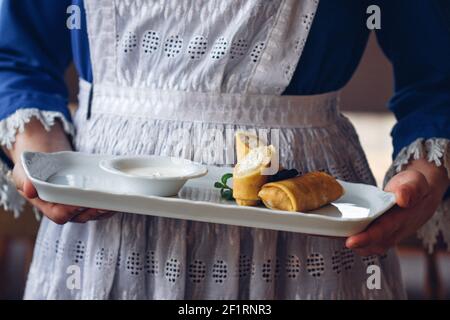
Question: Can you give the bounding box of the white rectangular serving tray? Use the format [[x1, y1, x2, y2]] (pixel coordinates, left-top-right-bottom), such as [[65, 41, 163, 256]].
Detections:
[[22, 151, 396, 237]]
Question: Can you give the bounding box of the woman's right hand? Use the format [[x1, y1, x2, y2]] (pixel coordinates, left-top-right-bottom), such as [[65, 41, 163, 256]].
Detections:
[[6, 117, 115, 224], [12, 161, 113, 224]]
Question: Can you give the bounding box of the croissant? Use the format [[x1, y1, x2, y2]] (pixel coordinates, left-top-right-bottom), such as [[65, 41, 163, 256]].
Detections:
[[258, 172, 344, 212]]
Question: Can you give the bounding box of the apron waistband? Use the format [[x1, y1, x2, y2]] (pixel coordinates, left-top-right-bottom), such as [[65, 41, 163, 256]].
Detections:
[[78, 79, 341, 128]]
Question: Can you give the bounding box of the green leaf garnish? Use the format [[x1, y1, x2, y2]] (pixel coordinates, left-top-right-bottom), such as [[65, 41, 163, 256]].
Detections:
[[215, 173, 234, 200], [220, 189, 233, 200], [221, 173, 233, 185]]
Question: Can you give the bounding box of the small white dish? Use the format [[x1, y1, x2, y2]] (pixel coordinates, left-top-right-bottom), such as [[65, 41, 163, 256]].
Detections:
[[99, 156, 208, 196]]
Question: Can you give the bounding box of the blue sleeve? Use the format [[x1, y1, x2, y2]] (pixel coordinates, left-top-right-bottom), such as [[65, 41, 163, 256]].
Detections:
[[375, 0, 450, 158], [0, 0, 72, 122]]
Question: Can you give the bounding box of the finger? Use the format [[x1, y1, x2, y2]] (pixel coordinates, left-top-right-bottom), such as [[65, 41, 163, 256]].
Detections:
[[23, 179, 38, 199], [19, 188, 82, 216], [47, 203, 88, 224], [96, 210, 116, 220], [18, 187, 86, 224], [24, 194, 79, 214], [26, 197, 81, 224], [385, 170, 429, 208], [71, 209, 117, 223], [353, 246, 387, 257], [346, 223, 384, 249], [346, 211, 400, 249], [12, 162, 40, 198], [395, 182, 427, 208], [70, 209, 102, 223], [12, 164, 26, 191]]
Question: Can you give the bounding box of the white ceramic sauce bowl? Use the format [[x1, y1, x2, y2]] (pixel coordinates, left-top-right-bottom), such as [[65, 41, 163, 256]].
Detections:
[[99, 156, 208, 196]]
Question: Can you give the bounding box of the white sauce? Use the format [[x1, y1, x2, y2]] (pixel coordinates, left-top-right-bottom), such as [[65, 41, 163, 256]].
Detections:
[[122, 166, 188, 178], [236, 146, 272, 176]]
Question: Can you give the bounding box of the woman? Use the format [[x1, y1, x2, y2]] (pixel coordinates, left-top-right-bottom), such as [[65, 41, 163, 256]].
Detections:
[[0, 0, 449, 299]]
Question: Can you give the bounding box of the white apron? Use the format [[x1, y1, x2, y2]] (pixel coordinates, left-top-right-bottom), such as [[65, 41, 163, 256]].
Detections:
[[24, 0, 406, 299]]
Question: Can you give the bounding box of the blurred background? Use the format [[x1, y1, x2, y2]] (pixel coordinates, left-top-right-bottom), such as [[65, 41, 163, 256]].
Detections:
[[0, 33, 449, 299]]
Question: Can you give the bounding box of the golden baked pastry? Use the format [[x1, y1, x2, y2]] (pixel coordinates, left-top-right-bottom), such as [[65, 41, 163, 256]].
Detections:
[[258, 172, 344, 212], [233, 145, 276, 206], [235, 131, 267, 162]]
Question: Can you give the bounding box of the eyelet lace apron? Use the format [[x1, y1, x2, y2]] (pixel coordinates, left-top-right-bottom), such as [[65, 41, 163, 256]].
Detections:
[[24, 0, 406, 299]]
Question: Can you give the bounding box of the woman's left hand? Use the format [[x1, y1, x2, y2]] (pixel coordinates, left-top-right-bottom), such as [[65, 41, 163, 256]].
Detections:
[[346, 158, 449, 256]]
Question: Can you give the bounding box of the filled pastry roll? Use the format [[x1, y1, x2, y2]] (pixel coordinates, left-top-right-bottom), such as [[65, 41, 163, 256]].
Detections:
[[258, 172, 344, 212], [233, 145, 276, 206], [235, 130, 267, 162]]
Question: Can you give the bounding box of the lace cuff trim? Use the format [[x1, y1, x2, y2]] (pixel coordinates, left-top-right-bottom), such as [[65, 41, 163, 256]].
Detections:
[[0, 108, 75, 149], [384, 138, 450, 253], [0, 161, 25, 217], [0, 108, 75, 217]]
